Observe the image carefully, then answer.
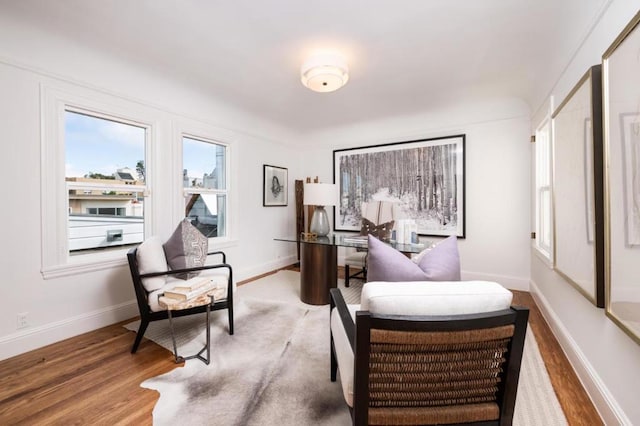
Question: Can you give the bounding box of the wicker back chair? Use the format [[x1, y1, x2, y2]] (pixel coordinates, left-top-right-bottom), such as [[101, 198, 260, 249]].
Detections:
[[330, 285, 529, 426]]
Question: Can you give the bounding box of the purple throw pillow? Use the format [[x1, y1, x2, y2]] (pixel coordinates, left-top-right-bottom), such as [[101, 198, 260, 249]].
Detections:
[[367, 235, 461, 282]]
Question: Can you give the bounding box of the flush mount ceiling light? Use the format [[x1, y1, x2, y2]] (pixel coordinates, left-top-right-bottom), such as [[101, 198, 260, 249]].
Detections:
[[300, 53, 349, 93]]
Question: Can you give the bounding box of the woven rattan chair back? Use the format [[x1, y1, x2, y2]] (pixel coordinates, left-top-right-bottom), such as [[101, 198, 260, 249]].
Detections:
[[352, 309, 528, 426]]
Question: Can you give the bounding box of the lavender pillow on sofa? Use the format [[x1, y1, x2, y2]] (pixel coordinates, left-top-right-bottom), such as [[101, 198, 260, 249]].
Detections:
[[367, 235, 461, 282]]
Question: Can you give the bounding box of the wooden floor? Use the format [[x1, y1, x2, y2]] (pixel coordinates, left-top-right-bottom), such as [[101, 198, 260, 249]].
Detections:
[[0, 267, 603, 425]]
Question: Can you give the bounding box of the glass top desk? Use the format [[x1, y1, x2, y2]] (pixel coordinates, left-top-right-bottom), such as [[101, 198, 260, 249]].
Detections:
[[275, 234, 430, 305]]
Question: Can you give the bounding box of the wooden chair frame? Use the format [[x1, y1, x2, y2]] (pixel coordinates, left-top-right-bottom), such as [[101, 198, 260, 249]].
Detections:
[[127, 247, 234, 353], [344, 251, 367, 287], [330, 288, 529, 426]]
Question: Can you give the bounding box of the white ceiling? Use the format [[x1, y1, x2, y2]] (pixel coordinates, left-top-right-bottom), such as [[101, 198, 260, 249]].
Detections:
[[2, 0, 607, 132]]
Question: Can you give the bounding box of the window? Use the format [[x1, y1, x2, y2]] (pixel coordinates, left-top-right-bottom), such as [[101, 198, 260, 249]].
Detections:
[[534, 117, 553, 259], [182, 136, 228, 239], [65, 110, 147, 253]]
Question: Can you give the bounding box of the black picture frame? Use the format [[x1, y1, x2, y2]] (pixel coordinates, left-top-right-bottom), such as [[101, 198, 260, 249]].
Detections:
[[551, 65, 604, 308], [263, 164, 288, 207], [333, 135, 465, 237]]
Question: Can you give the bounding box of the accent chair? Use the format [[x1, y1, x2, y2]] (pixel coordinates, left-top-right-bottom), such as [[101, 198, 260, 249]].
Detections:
[[330, 281, 529, 425], [127, 238, 234, 353]]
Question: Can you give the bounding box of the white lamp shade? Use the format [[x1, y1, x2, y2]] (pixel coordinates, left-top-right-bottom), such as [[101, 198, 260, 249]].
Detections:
[[301, 54, 349, 93], [304, 183, 338, 206]]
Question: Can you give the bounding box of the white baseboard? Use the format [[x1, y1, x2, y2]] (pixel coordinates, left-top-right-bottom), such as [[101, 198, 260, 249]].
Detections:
[[0, 301, 139, 361], [235, 255, 298, 282], [0, 257, 298, 362], [529, 279, 631, 426]]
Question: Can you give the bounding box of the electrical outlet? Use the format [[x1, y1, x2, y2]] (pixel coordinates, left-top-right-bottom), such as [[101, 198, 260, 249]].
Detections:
[[17, 312, 28, 330]]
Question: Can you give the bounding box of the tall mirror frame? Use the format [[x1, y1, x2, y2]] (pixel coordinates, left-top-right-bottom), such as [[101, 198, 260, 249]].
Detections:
[[552, 65, 605, 308], [602, 10, 640, 345]]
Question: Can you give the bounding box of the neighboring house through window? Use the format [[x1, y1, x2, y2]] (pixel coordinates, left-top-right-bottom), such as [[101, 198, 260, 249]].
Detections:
[[41, 84, 234, 278], [182, 135, 228, 239]]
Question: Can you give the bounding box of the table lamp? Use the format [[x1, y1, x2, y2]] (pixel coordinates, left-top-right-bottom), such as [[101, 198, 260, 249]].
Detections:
[[304, 183, 338, 237]]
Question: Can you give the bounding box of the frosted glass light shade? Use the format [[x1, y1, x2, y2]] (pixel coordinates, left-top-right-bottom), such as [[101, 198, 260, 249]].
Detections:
[[301, 54, 349, 93]]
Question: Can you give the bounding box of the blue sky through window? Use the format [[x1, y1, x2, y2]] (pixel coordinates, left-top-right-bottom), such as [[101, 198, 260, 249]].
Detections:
[[65, 111, 221, 183], [183, 136, 220, 183], [65, 111, 145, 179]]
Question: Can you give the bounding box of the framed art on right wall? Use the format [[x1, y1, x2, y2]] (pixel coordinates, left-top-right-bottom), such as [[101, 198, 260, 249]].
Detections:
[[552, 64, 604, 308], [603, 10, 640, 344]]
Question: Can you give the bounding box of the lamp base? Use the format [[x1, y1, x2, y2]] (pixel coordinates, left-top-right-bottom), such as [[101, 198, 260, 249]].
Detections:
[[310, 206, 330, 237]]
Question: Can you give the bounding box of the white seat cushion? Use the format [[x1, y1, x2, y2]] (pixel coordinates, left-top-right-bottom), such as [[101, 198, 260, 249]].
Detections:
[[361, 280, 513, 316], [330, 304, 359, 407]]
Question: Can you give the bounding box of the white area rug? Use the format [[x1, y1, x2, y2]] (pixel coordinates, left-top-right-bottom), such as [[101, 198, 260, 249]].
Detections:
[[125, 270, 567, 425]]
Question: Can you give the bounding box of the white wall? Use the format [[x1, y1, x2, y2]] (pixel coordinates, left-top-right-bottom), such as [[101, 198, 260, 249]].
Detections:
[[304, 97, 532, 291], [530, 1, 640, 424], [0, 18, 301, 360]]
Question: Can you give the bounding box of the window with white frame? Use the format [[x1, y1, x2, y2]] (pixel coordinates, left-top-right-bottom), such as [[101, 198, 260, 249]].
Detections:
[[65, 110, 147, 253], [182, 135, 228, 239], [534, 118, 553, 259], [41, 84, 155, 278]]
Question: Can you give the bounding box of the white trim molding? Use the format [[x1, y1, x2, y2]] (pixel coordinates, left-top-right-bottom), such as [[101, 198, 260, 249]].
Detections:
[[0, 301, 139, 361]]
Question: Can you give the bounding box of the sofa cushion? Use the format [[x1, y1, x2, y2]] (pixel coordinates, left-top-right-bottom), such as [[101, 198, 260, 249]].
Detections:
[[360, 281, 513, 316], [163, 218, 208, 279], [367, 235, 460, 282], [136, 236, 168, 292]]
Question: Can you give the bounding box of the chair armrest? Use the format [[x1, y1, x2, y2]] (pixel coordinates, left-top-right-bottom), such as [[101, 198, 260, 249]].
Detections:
[[139, 263, 232, 279], [330, 288, 356, 352], [207, 250, 226, 264]]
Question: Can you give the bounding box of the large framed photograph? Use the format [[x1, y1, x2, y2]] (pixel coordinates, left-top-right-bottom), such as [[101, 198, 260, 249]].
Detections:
[[333, 135, 465, 237], [603, 10, 640, 345], [552, 65, 604, 308], [263, 164, 288, 207]]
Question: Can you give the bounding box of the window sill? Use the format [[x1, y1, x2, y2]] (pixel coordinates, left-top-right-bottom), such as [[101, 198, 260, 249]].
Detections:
[[41, 239, 238, 279], [41, 251, 128, 280]]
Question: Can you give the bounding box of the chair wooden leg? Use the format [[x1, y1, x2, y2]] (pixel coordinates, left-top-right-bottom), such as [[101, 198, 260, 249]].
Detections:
[[345, 265, 350, 287], [330, 337, 338, 381], [131, 319, 149, 353], [228, 305, 234, 335]]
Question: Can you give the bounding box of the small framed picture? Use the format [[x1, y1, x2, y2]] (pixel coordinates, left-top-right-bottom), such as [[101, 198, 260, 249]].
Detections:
[[263, 165, 288, 206]]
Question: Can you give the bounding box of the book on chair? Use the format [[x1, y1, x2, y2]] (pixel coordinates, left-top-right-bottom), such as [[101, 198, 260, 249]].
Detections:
[[172, 276, 213, 292]]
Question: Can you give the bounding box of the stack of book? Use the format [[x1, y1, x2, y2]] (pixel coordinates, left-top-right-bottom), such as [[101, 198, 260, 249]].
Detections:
[[160, 276, 217, 303], [342, 235, 368, 244]]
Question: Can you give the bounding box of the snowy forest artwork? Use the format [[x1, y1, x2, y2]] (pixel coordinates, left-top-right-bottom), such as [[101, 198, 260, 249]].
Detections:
[[333, 135, 465, 237]]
